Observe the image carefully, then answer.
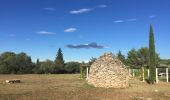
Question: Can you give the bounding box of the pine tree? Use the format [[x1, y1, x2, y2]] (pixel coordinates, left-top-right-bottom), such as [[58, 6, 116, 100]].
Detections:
[[55, 48, 64, 67], [117, 50, 126, 64], [36, 59, 40, 64], [126, 49, 139, 68], [149, 24, 156, 84]]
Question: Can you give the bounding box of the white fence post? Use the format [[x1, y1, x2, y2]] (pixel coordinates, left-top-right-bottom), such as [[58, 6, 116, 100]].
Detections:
[[86, 66, 89, 79], [148, 69, 150, 78], [156, 68, 158, 83], [166, 68, 169, 83], [142, 67, 144, 82], [133, 69, 135, 77]]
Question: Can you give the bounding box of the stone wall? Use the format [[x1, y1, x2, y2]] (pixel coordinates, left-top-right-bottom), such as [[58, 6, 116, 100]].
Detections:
[[88, 52, 129, 88]]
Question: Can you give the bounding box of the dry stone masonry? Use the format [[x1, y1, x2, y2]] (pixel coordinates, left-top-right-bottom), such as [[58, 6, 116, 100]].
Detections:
[[88, 52, 129, 88]]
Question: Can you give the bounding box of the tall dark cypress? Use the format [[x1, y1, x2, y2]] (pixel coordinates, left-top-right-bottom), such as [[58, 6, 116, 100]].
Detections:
[[149, 24, 156, 84], [55, 48, 64, 66]]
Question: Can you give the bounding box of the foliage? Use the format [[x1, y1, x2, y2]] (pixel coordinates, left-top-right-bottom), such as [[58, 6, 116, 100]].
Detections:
[[0, 45, 164, 75], [167, 59, 170, 65], [126, 47, 160, 68], [126, 49, 139, 68], [55, 48, 64, 66], [65, 62, 80, 73], [0, 52, 34, 74], [80, 64, 86, 78], [148, 24, 156, 84], [54, 48, 65, 73], [137, 47, 149, 67], [88, 57, 96, 65], [38, 60, 56, 74], [126, 46, 160, 81], [117, 50, 126, 64]]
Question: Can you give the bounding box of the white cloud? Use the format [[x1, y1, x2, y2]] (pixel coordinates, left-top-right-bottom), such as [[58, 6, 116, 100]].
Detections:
[[43, 8, 56, 11], [126, 18, 137, 22], [70, 8, 93, 14], [64, 28, 77, 32], [98, 5, 107, 8], [114, 20, 124, 23], [37, 31, 56, 35]]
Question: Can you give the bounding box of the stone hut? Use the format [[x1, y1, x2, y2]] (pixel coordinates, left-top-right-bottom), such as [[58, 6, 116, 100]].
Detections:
[[88, 52, 129, 88]]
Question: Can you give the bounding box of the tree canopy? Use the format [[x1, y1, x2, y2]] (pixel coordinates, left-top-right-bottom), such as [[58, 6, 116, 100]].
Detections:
[[0, 52, 34, 74], [117, 50, 126, 64]]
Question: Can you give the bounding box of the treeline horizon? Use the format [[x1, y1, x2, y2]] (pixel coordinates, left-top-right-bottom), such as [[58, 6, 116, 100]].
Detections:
[[0, 47, 170, 74], [0, 48, 81, 74]]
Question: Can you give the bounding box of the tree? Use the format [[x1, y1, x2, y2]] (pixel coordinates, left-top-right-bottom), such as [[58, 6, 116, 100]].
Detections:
[[137, 47, 149, 67], [155, 53, 160, 67], [0, 52, 16, 74], [137, 47, 149, 81], [149, 24, 156, 84], [126, 49, 139, 68], [65, 62, 80, 73], [0, 52, 34, 74], [15, 52, 34, 74], [38, 60, 55, 74], [167, 59, 170, 65], [88, 57, 96, 65], [80, 61, 86, 78], [137, 47, 160, 68], [33, 58, 40, 74], [125, 47, 160, 80], [54, 48, 65, 73], [117, 50, 126, 64]]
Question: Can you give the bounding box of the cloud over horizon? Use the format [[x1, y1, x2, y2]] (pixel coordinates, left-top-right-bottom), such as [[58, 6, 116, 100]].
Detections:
[[66, 42, 105, 49], [37, 31, 56, 35], [64, 28, 77, 32], [70, 8, 93, 14], [69, 4, 107, 14], [114, 18, 137, 23], [43, 8, 56, 11], [98, 5, 107, 8], [114, 20, 124, 23]]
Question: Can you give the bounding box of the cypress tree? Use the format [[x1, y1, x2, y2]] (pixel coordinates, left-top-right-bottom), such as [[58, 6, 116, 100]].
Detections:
[[55, 48, 64, 67], [36, 59, 40, 65], [149, 24, 156, 84]]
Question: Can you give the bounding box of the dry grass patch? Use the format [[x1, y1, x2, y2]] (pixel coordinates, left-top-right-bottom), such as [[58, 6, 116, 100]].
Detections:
[[0, 74, 170, 100]]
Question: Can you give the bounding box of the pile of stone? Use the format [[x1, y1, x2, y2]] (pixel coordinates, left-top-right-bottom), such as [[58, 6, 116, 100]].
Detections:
[[88, 52, 129, 88], [5, 79, 21, 84]]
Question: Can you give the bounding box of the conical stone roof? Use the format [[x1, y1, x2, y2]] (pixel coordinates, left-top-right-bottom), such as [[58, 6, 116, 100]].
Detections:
[[88, 52, 129, 88]]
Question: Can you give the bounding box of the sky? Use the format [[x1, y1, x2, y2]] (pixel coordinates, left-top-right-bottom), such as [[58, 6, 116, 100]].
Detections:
[[0, 0, 170, 62]]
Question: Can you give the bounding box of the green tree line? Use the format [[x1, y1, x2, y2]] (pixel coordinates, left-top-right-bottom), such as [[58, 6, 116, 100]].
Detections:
[[117, 47, 160, 69], [0, 48, 81, 74], [0, 48, 169, 74]]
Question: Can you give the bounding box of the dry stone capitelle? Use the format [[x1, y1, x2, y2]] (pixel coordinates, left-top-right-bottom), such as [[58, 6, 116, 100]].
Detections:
[[88, 52, 129, 88]]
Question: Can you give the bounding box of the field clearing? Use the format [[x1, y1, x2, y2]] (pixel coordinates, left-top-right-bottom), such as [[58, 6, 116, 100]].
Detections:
[[0, 74, 170, 100]]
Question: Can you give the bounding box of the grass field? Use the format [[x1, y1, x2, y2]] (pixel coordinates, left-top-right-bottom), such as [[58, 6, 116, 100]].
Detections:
[[0, 74, 170, 100]]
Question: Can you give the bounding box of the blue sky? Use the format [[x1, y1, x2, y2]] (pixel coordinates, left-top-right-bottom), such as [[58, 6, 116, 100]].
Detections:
[[0, 0, 170, 62]]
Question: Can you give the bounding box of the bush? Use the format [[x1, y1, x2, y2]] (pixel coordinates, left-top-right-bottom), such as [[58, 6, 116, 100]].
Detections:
[[65, 62, 80, 73]]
